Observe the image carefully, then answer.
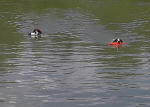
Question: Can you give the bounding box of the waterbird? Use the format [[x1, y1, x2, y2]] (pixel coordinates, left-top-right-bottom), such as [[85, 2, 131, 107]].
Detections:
[[28, 29, 42, 38], [108, 38, 124, 45]]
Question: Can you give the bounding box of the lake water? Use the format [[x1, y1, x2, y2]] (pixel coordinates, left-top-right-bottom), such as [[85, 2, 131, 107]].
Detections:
[[0, 0, 150, 107]]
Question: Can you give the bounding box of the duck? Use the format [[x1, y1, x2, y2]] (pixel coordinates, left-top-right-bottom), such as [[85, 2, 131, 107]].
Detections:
[[28, 29, 42, 38], [108, 38, 124, 45]]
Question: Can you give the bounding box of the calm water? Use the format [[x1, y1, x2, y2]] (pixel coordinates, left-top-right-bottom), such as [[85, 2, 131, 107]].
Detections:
[[0, 0, 150, 107]]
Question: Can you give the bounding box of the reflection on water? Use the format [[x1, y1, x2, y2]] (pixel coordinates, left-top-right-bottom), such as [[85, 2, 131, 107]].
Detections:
[[0, 0, 150, 107]]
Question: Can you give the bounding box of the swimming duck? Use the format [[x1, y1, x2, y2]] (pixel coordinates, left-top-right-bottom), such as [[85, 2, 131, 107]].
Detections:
[[108, 38, 124, 45], [113, 38, 123, 44], [28, 29, 42, 38]]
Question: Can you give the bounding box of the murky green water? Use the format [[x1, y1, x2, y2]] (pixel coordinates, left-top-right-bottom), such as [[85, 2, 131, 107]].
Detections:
[[0, 0, 150, 107]]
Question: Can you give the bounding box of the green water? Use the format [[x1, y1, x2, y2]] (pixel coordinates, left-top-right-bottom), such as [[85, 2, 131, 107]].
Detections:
[[0, 0, 150, 107]]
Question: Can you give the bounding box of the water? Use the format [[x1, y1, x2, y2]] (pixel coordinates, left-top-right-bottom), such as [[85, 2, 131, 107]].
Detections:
[[0, 0, 150, 107]]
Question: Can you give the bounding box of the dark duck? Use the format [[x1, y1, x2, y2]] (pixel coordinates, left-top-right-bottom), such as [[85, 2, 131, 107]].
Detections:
[[113, 38, 123, 44], [28, 29, 42, 38], [108, 38, 124, 45]]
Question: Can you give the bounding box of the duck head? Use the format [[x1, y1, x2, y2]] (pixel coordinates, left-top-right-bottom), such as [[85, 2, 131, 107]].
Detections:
[[33, 29, 42, 35], [113, 38, 123, 44], [28, 29, 42, 38]]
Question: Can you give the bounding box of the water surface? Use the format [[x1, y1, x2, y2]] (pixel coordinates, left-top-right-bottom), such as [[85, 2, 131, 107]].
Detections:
[[0, 0, 150, 107]]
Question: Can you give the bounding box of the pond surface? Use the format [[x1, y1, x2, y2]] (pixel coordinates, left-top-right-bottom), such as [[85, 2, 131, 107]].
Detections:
[[0, 0, 150, 107]]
